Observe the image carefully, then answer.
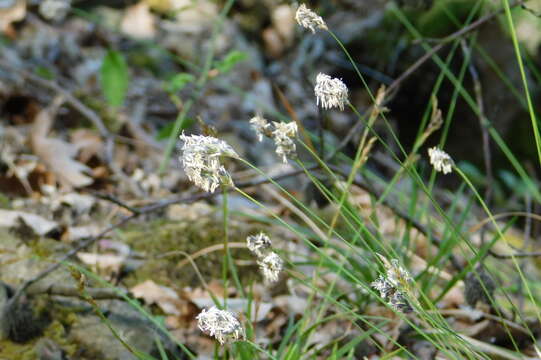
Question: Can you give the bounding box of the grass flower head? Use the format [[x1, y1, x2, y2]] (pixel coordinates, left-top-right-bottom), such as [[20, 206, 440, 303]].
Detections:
[[247, 232, 272, 258], [249, 116, 298, 163], [179, 133, 238, 193], [196, 306, 245, 345], [371, 256, 413, 313], [257, 251, 283, 284], [315, 73, 349, 111], [295, 4, 328, 33], [428, 147, 454, 174], [250, 115, 273, 142], [271, 122, 298, 163]]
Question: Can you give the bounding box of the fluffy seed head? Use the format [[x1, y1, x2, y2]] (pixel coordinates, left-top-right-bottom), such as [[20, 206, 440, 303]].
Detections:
[[428, 147, 454, 174], [385, 258, 412, 288], [295, 4, 328, 33], [196, 306, 245, 345], [314, 73, 349, 111], [371, 256, 413, 313], [247, 232, 272, 258], [250, 115, 273, 142], [271, 122, 298, 163], [249, 116, 298, 163], [179, 133, 238, 193], [257, 252, 283, 284]]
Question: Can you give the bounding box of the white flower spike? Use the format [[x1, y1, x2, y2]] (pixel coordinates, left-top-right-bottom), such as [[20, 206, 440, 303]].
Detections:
[[196, 306, 245, 345], [246, 232, 272, 258], [257, 251, 283, 284], [249, 115, 298, 163], [295, 4, 327, 33], [249, 115, 273, 142], [179, 133, 238, 193], [428, 147, 454, 174], [314, 73, 349, 111], [371, 255, 413, 313], [272, 122, 298, 163]]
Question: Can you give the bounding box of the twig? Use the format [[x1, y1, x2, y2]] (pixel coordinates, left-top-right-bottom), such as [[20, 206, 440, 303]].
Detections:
[[461, 40, 493, 247], [386, 0, 526, 98], [462, 40, 493, 202], [27, 283, 124, 300], [175, 242, 246, 270], [489, 250, 541, 259], [91, 192, 142, 215]]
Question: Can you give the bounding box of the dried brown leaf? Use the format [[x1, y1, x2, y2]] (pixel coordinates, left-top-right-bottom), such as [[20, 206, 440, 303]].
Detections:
[[0, 0, 25, 34], [30, 101, 93, 189], [131, 279, 182, 315], [121, 1, 156, 39], [0, 209, 58, 236]]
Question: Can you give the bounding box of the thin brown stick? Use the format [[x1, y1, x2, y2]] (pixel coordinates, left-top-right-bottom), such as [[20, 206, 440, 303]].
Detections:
[[462, 40, 493, 205], [27, 283, 124, 300], [174, 242, 246, 270], [489, 250, 541, 259], [386, 0, 525, 98], [91, 192, 142, 215]]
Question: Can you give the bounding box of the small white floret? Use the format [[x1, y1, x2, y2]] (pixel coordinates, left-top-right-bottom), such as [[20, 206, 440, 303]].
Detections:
[[196, 306, 245, 345], [246, 232, 272, 258], [257, 251, 283, 284], [179, 133, 238, 193], [249, 115, 272, 142], [249, 116, 298, 163], [428, 147, 454, 174], [295, 4, 328, 33], [271, 122, 298, 163], [314, 73, 349, 111], [371, 256, 413, 313]]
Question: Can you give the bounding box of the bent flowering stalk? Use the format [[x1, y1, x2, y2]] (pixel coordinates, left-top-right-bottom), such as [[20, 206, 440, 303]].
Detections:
[[295, 4, 328, 33], [249, 115, 298, 163], [179, 133, 239, 193], [371, 256, 413, 313], [314, 73, 349, 111], [196, 306, 245, 345], [428, 147, 454, 174]]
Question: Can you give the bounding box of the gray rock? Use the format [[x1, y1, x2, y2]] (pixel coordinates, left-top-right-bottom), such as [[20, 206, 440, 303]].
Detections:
[[69, 299, 180, 360], [35, 338, 64, 360]]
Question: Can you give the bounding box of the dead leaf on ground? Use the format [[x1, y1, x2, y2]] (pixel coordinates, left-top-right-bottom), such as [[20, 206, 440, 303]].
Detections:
[[130, 279, 182, 315], [70, 129, 104, 164], [0, 209, 58, 236], [62, 224, 101, 242], [0, 0, 26, 35], [121, 1, 156, 39], [76, 252, 143, 274], [56, 192, 96, 215], [30, 99, 94, 189]]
